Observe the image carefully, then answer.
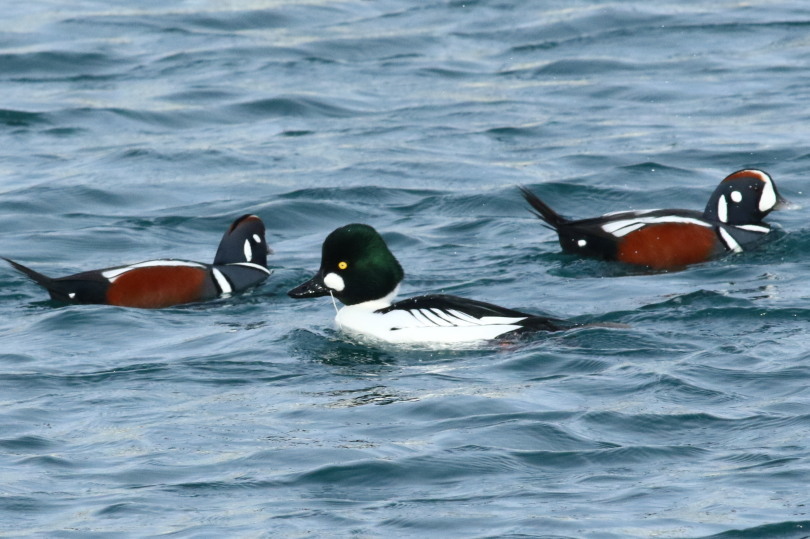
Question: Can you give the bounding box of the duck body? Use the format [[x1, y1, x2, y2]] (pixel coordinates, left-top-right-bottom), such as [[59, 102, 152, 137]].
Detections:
[[333, 293, 568, 345], [5, 214, 272, 308], [288, 223, 570, 345], [521, 169, 788, 270]]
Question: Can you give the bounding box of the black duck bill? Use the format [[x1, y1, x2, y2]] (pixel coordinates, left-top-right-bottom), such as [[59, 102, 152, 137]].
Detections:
[[288, 272, 330, 298]]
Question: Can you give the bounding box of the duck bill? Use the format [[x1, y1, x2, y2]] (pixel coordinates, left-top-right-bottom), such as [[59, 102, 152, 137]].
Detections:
[[774, 195, 799, 211], [288, 272, 330, 298]]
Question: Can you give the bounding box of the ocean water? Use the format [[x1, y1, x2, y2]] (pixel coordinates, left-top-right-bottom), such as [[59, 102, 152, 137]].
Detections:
[[2, 1, 810, 537]]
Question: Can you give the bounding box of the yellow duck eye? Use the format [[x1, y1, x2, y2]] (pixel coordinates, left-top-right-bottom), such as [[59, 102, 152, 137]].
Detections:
[[338, 261, 348, 270]]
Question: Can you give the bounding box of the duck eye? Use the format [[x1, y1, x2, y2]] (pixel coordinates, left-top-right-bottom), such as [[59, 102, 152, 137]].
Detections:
[[338, 261, 348, 270]]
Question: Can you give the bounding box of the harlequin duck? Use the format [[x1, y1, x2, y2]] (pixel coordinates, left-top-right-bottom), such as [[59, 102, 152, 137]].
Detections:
[[520, 169, 790, 270], [288, 223, 573, 345], [5, 214, 272, 308]]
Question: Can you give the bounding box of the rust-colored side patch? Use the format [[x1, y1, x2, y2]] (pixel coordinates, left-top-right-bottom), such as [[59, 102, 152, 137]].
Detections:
[[106, 266, 208, 308], [617, 223, 718, 269]]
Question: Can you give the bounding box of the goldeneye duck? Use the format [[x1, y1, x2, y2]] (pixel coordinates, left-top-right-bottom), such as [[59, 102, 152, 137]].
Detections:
[[520, 169, 791, 270], [5, 214, 272, 308], [287, 223, 572, 345]]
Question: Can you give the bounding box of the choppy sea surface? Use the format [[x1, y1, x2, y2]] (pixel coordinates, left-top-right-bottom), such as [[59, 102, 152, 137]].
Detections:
[[2, 1, 810, 537]]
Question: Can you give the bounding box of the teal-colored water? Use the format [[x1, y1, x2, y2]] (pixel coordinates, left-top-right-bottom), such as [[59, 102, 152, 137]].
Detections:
[[2, 2, 810, 537]]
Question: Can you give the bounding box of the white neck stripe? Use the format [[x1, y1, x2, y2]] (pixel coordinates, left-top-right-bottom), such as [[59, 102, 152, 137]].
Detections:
[[718, 227, 743, 253], [225, 262, 272, 275], [212, 268, 233, 295]]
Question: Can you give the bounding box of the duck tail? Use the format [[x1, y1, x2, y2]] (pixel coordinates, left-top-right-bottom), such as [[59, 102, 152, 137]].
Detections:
[[518, 185, 568, 231], [3, 258, 55, 288]]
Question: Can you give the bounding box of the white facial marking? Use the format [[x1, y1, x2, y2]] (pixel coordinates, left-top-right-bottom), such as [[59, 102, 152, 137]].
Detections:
[[717, 195, 728, 223], [730, 190, 743, 203], [759, 176, 777, 212], [577, 239, 587, 247], [243, 239, 252, 261], [212, 268, 233, 295], [252, 234, 261, 243], [323, 272, 345, 292]]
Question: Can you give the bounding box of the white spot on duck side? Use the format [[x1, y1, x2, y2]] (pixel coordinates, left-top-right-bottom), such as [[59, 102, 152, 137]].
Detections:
[[323, 272, 345, 292], [577, 239, 587, 247], [730, 190, 743, 203], [243, 239, 252, 262]]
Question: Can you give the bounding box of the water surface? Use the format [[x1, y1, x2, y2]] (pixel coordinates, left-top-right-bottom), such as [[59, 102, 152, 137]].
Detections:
[[2, 1, 810, 537]]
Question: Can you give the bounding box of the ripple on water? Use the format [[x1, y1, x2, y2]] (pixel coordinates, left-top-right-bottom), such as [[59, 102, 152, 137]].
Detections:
[[2, 1, 810, 537]]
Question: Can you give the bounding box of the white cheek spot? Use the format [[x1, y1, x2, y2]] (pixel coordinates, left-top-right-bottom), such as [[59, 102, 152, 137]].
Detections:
[[243, 239, 252, 261], [323, 272, 345, 292], [252, 234, 261, 243], [717, 195, 728, 223], [730, 190, 743, 203], [577, 239, 587, 247], [759, 178, 777, 211]]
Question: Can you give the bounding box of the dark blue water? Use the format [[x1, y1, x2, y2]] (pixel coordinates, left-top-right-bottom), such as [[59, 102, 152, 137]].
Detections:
[[2, 1, 810, 537]]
